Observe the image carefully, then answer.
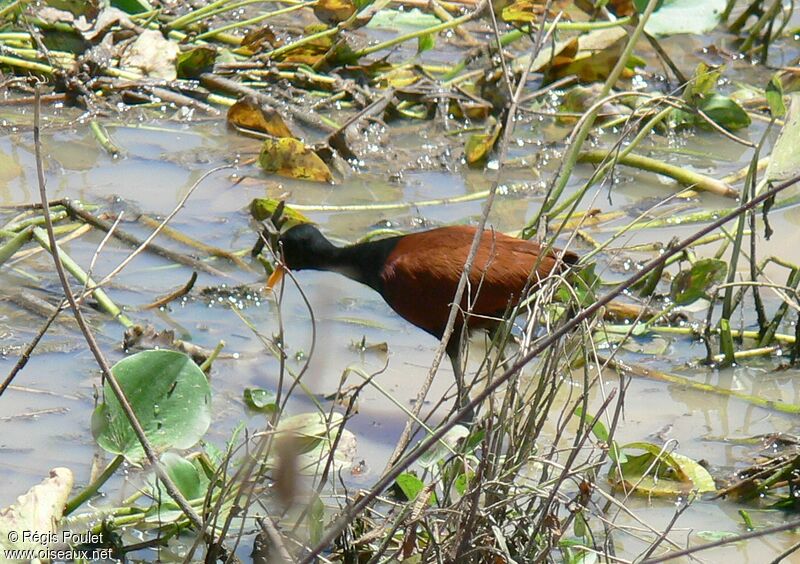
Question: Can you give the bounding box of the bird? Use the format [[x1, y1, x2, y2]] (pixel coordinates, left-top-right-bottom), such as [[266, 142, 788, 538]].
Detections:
[[266, 223, 578, 405]]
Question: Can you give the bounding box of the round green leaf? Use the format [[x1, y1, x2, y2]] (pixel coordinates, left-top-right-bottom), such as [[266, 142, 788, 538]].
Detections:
[[91, 350, 212, 464], [244, 387, 278, 413]]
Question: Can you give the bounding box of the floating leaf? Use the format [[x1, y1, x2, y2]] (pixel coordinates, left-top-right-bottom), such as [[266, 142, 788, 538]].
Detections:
[[501, 0, 547, 24], [670, 258, 727, 306], [765, 93, 800, 184], [91, 350, 212, 464], [119, 29, 180, 80], [644, 0, 726, 36], [0, 468, 73, 555], [314, 0, 356, 25], [176, 45, 216, 79], [243, 387, 278, 413], [699, 93, 751, 131], [265, 412, 357, 473], [465, 121, 502, 166], [367, 8, 441, 30], [240, 26, 281, 55], [765, 74, 786, 118], [609, 442, 715, 496], [0, 150, 23, 185], [249, 198, 313, 226], [534, 27, 636, 83], [259, 137, 333, 183], [227, 96, 295, 138]]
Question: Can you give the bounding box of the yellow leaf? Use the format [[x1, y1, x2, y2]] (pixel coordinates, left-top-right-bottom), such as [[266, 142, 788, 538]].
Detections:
[[465, 122, 502, 166], [314, 0, 356, 25], [259, 137, 333, 183], [227, 96, 295, 138]]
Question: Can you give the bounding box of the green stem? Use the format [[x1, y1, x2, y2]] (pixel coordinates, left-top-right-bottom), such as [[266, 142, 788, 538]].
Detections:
[[199, 341, 225, 372], [286, 189, 490, 212], [31, 227, 134, 328], [167, 0, 232, 29], [63, 455, 124, 515], [0, 54, 54, 74], [576, 149, 737, 198], [196, 1, 315, 40], [0, 226, 32, 266], [89, 121, 122, 157]]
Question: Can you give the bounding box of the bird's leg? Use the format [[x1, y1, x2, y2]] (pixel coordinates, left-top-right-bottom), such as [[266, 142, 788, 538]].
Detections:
[[446, 335, 475, 422]]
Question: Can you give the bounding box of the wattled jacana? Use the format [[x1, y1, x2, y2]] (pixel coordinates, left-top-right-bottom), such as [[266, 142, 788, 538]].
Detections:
[[266, 223, 578, 403]]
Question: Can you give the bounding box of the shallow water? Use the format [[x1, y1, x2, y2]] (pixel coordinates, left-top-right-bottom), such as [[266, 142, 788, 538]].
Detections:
[[2, 17, 800, 563]]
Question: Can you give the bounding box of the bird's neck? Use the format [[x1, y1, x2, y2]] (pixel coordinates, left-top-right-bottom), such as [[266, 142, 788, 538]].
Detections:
[[321, 238, 400, 293]]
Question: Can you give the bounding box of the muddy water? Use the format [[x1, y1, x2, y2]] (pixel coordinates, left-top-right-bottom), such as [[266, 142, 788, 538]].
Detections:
[[2, 38, 800, 564]]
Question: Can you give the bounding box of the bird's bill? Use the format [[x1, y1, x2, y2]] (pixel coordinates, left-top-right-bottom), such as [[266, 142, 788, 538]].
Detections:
[[266, 264, 286, 290]]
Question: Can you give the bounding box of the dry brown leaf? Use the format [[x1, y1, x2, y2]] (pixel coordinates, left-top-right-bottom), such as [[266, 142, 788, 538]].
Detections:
[[120, 29, 180, 80], [227, 96, 296, 138]]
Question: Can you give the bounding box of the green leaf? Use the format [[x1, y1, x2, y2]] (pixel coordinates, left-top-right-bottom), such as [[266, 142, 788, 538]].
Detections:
[[700, 93, 751, 131], [308, 493, 324, 545], [111, 0, 153, 13], [608, 442, 715, 496], [557, 263, 600, 306], [176, 45, 217, 79], [249, 198, 312, 226], [158, 452, 208, 501], [765, 93, 800, 184], [395, 472, 425, 501], [367, 8, 442, 30], [644, 0, 727, 36], [91, 350, 212, 464], [766, 75, 786, 118], [418, 425, 469, 468], [417, 32, 435, 54], [243, 387, 277, 413], [670, 258, 727, 305]]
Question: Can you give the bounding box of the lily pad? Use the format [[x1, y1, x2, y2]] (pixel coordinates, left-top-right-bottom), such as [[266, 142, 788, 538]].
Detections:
[[0, 468, 73, 556], [91, 350, 212, 464], [644, 0, 727, 36], [259, 137, 333, 182], [265, 412, 356, 473]]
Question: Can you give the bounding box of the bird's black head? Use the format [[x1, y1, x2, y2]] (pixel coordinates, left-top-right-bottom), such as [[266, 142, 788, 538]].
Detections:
[[276, 223, 337, 271]]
